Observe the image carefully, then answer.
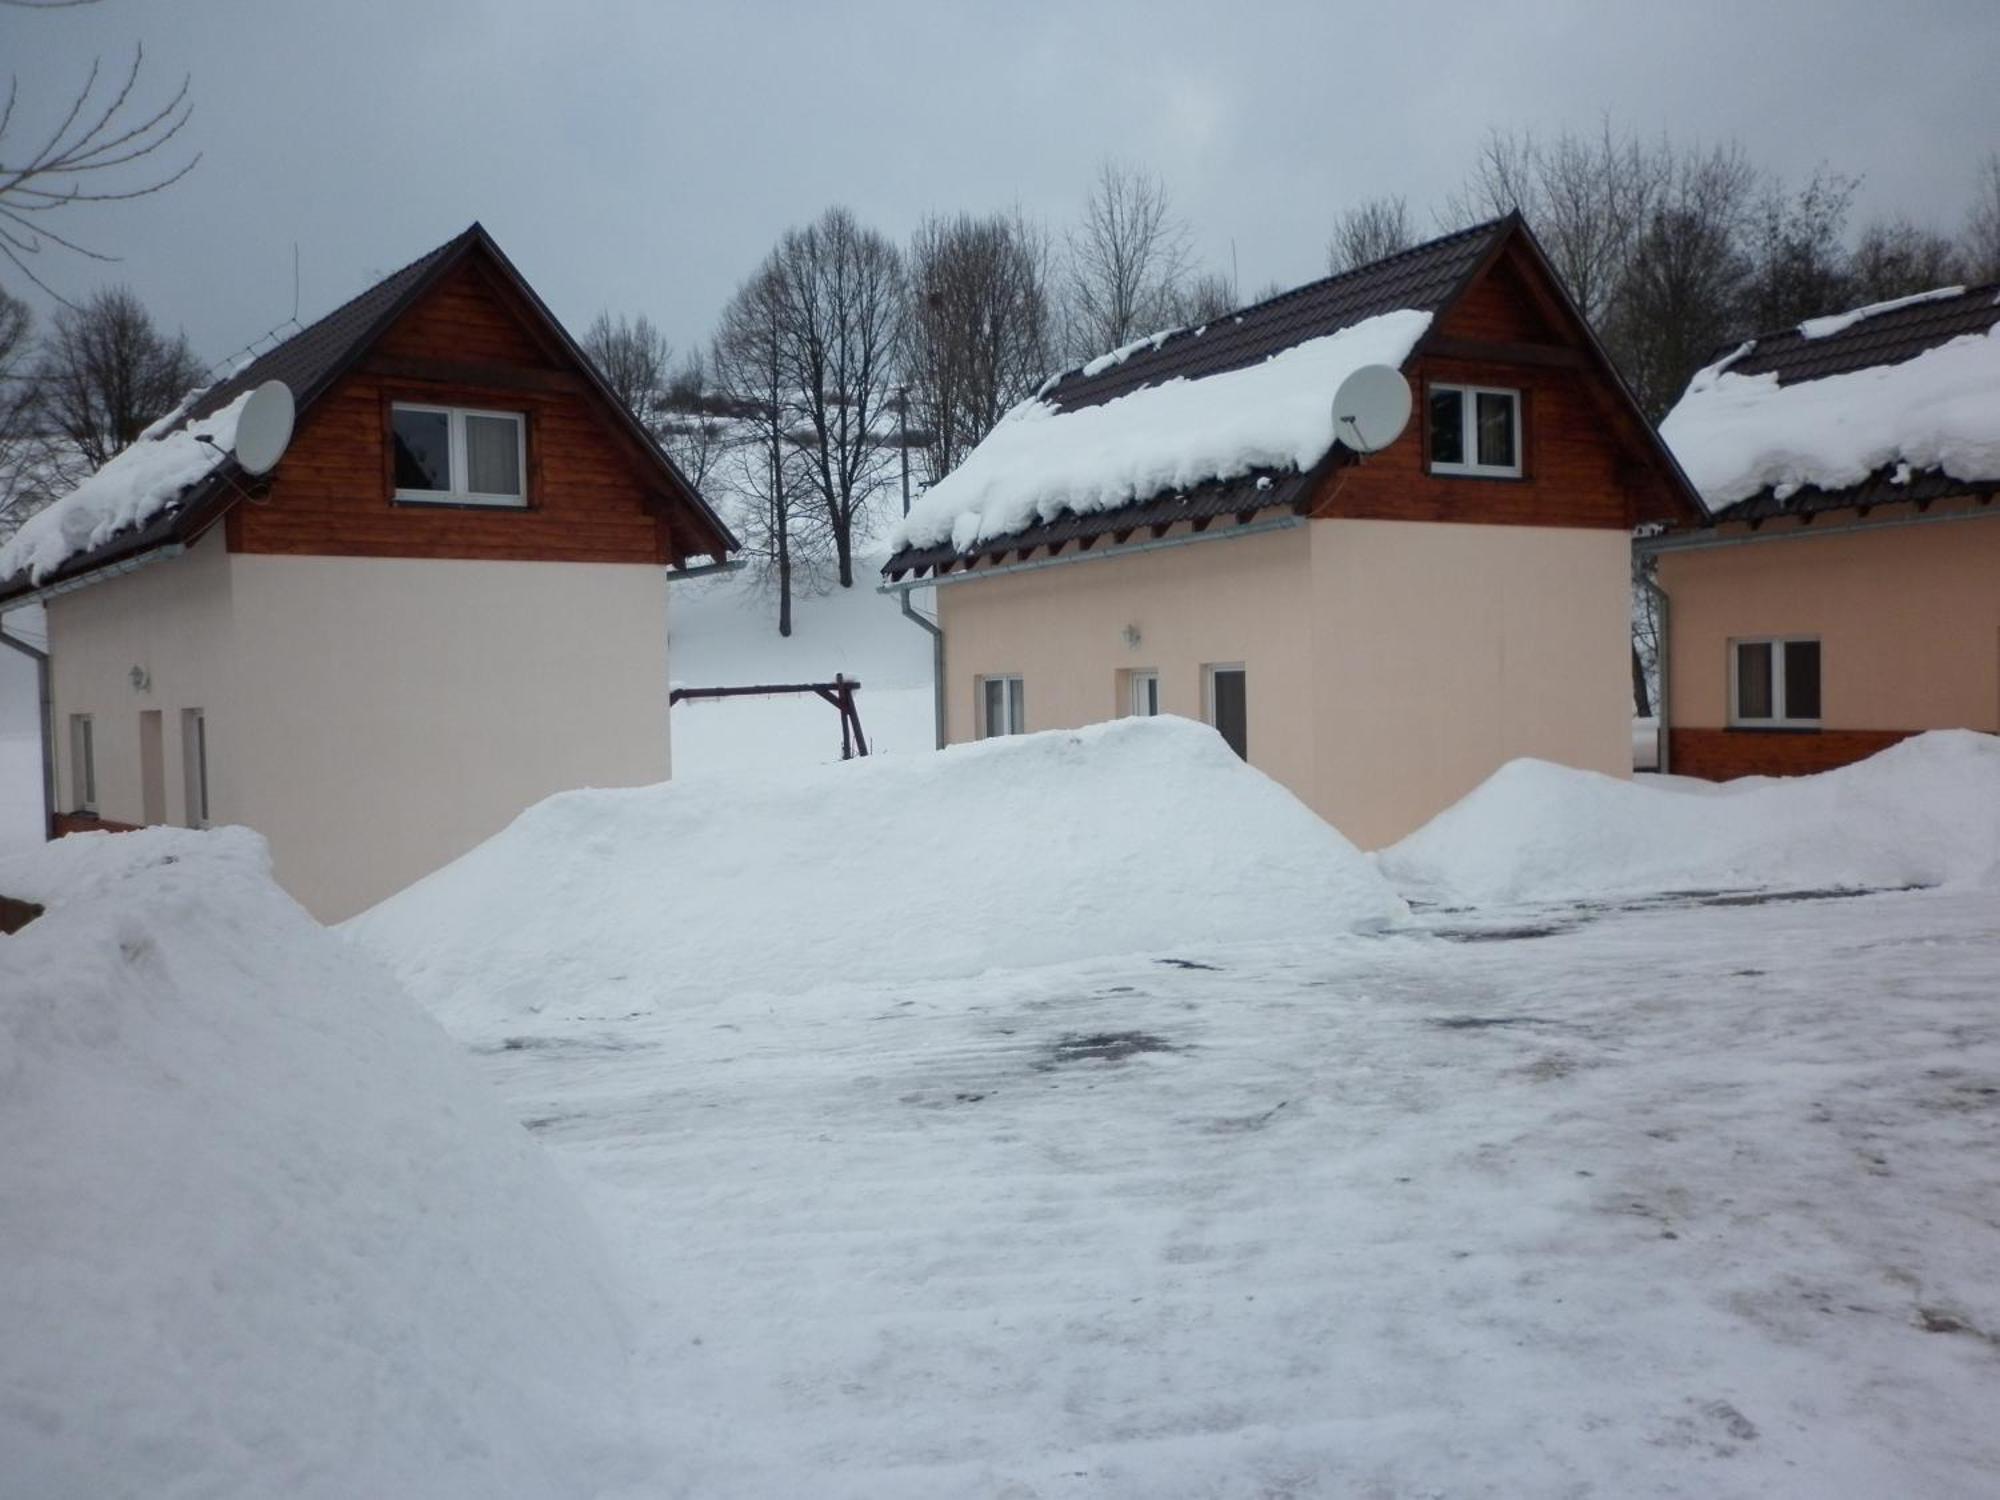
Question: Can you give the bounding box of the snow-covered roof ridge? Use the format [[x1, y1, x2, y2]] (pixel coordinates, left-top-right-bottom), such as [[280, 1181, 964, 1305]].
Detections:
[[1798, 285, 1967, 340], [0, 390, 251, 587], [1661, 294, 2000, 517], [886, 307, 1433, 556]]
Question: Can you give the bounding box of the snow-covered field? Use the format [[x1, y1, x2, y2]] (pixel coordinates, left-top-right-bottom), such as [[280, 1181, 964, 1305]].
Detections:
[[447, 869, 2000, 1498], [7, 605, 2000, 1496], [668, 560, 936, 777]]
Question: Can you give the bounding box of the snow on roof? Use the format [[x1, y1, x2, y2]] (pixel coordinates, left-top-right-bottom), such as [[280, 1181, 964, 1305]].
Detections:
[[0, 390, 251, 587], [1797, 285, 1966, 340], [887, 308, 1433, 556], [1078, 324, 1181, 378], [1659, 321, 2000, 513]]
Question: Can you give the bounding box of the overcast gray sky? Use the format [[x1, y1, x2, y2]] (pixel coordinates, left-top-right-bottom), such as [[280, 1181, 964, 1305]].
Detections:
[[7, 0, 1997, 372]]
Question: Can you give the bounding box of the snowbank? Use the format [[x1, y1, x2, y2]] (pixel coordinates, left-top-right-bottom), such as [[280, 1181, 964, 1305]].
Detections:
[[0, 391, 248, 586], [347, 716, 1407, 1034], [887, 308, 1432, 555], [1378, 730, 2000, 906], [0, 829, 635, 1499], [1660, 318, 2000, 512]]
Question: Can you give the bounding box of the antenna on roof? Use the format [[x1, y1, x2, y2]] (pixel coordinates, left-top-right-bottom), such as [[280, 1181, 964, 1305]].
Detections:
[[1330, 365, 1412, 455]]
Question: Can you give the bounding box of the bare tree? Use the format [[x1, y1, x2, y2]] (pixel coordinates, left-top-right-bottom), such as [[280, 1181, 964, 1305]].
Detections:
[[0, 284, 43, 539], [655, 347, 726, 497], [1171, 270, 1238, 325], [1743, 168, 1857, 330], [905, 210, 1055, 483], [1965, 149, 2000, 284], [1063, 161, 1192, 359], [768, 206, 905, 589], [1603, 143, 1758, 421], [35, 284, 202, 480], [580, 311, 672, 429], [0, 41, 199, 296], [712, 264, 819, 636], [1849, 217, 1968, 302], [1326, 195, 1413, 274], [1450, 125, 1663, 327]]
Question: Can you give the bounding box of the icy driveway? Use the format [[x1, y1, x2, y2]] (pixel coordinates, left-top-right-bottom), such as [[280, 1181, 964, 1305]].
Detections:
[[470, 887, 2000, 1498]]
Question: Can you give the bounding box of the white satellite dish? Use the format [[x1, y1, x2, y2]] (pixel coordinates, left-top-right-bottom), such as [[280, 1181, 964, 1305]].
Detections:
[[232, 379, 296, 477], [1330, 364, 1412, 455]]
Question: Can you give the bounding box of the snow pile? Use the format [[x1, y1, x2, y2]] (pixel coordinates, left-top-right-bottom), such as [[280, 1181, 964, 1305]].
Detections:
[[1797, 285, 1965, 339], [888, 308, 1432, 555], [347, 716, 1407, 1034], [1660, 318, 2000, 512], [1378, 730, 2000, 906], [0, 828, 635, 1499], [0, 390, 249, 586]]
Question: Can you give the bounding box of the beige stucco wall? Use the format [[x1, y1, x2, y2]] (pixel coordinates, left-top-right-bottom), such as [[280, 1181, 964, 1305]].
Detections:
[[1657, 510, 2000, 731], [49, 535, 670, 921], [935, 518, 1632, 849], [1307, 520, 1631, 847], [938, 524, 1322, 803]]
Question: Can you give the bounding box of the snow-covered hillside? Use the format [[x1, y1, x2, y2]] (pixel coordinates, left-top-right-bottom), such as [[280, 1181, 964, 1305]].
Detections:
[[0, 829, 637, 1499], [669, 557, 937, 777]]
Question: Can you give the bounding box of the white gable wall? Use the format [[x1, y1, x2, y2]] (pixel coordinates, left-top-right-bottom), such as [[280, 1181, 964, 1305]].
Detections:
[[47, 534, 671, 921]]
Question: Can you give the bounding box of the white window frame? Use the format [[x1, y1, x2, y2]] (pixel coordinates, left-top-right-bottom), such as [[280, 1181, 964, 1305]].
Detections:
[[391, 402, 528, 507], [1728, 636, 1822, 728], [182, 707, 211, 828], [980, 675, 1025, 737], [70, 713, 95, 815], [1427, 383, 1523, 478], [1128, 669, 1160, 717]]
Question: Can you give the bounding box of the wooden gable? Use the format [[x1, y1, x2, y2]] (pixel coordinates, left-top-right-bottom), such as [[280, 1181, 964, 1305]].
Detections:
[[1316, 230, 1697, 530], [226, 246, 707, 566]]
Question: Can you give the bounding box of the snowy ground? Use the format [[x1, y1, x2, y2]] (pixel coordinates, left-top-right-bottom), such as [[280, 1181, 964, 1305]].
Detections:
[[668, 561, 935, 778], [459, 881, 2000, 1498]]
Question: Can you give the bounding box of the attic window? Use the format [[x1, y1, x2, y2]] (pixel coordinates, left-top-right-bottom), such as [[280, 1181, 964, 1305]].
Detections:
[[392, 404, 526, 507], [1428, 384, 1521, 478]]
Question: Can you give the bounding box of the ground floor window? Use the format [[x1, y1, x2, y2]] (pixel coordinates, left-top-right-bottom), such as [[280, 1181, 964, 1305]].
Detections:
[[69, 713, 95, 814], [981, 676, 1025, 738], [1730, 637, 1821, 727], [1127, 670, 1160, 717], [183, 707, 210, 827], [1205, 664, 1247, 760]]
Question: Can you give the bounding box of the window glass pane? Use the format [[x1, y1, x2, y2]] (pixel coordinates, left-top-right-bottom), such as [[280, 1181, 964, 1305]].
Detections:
[[392, 407, 451, 492], [465, 413, 523, 497], [1736, 642, 1773, 719], [1476, 391, 1517, 468], [982, 678, 1004, 738], [1211, 668, 1247, 760], [1428, 389, 1464, 466], [1008, 677, 1025, 735], [1783, 640, 1821, 720]]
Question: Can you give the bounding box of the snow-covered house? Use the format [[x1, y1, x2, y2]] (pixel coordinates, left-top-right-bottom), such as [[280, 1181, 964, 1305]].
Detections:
[[0, 224, 735, 920], [882, 215, 1701, 847], [1649, 284, 2000, 779]]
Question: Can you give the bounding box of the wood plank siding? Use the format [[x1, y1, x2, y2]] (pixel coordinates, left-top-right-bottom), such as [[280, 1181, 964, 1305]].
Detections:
[[1315, 248, 1683, 530], [226, 259, 676, 566]]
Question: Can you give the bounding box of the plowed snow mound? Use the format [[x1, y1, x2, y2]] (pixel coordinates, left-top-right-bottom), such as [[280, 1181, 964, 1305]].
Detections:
[[1378, 729, 2000, 906], [0, 829, 633, 1500], [347, 716, 1406, 1033]]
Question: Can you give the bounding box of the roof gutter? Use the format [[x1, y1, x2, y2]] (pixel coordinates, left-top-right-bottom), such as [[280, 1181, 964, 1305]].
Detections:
[[2, 542, 187, 610], [877, 512, 1306, 593], [664, 557, 745, 581], [1637, 494, 2000, 555]]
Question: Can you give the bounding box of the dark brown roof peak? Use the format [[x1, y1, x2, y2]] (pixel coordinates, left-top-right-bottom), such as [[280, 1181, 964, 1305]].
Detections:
[[1039, 214, 1516, 413]]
